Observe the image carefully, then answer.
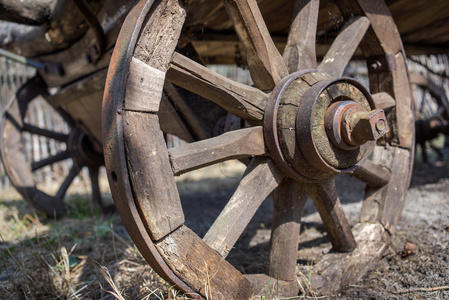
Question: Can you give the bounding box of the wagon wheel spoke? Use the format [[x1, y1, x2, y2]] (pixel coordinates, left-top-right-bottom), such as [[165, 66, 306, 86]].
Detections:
[[55, 164, 80, 200], [318, 16, 370, 77], [268, 179, 308, 282], [224, 0, 288, 90], [88, 166, 113, 214], [418, 88, 430, 116], [372, 92, 396, 110], [283, 0, 320, 72], [22, 122, 69, 142], [31, 150, 71, 171], [427, 106, 446, 121], [351, 159, 391, 188], [310, 178, 357, 252], [167, 52, 267, 121], [168, 126, 265, 175], [55, 108, 76, 129], [203, 157, 284, 258], [88, 166, 101, 207]]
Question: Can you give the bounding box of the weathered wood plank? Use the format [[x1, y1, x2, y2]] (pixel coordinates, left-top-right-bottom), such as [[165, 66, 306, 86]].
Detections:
[[357, 0, 402, 55], [224, 0, 288, 90], [335, 0, 399, 58], [168, 126, 265, 176], [133, 0, 187, 72], [167, 52, 267, 121], [47, 68, 107, 108], [123, 0, 187, 113], [123, 111, 184, 241], [38, 0, 135, 87], [303, 222, 389, 294], [156, 225, 253, 299], [318, 16, 370, 78], [351, 159, 391, 188], [46, 68, 107, 145], [283, 0, 319, 72], [360, 145, 394, 223], [0, 0, 55, 25], [392, 52, 414, 149], [372, 92, 396, 110], [124, 57, 166, 112], [380, 147, 411, 232], [360, 146, 412, 233], [268, 179, 308, 284], [203, 157, 284, 257], [309, 178, 357, 252]]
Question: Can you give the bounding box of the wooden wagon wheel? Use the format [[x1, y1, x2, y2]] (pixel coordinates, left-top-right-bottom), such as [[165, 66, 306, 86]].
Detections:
[[103, 0, 414, 298], [1, 75, 109, 218], [410, 73, 449, 163]]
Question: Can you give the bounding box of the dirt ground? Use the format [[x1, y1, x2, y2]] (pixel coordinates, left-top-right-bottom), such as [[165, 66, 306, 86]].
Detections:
[[339, 161, 449, 299], [0, 157, 448, 299]]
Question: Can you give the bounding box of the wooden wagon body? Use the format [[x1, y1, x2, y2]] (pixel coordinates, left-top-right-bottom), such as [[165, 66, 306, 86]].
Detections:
[[1, 0, 449, 298]]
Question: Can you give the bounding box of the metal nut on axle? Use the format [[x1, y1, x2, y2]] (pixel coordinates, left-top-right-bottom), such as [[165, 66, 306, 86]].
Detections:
[[325, 101, 389, 150]]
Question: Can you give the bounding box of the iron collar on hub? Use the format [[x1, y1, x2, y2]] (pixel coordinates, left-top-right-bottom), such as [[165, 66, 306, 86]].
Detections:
[[264, 70, 389, 182]]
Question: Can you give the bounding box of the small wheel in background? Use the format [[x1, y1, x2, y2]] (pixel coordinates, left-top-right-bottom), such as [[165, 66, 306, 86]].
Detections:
[[410, 73, 449, 163], [1, 75, 111, 218]]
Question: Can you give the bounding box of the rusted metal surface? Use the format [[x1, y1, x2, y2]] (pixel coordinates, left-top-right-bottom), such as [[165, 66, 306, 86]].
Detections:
[[325, 101, 389, 149]]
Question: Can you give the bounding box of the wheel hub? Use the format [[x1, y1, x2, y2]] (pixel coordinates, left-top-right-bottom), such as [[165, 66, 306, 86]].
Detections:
[[264, 70, 389, 181], [68, 127, 104, 168]]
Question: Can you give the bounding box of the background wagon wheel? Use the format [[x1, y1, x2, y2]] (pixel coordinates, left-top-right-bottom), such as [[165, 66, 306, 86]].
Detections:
[[103, 0, 414, 298], [410, 73, 449, 163], [1, 75, 110, 218]]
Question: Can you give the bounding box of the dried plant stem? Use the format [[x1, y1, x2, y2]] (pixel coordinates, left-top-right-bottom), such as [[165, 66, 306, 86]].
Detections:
[[394, 286, 449, 294]]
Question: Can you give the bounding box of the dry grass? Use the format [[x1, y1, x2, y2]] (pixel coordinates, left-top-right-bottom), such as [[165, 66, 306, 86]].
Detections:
[[0, 191, 194, 299], [0, 161, 246, 300]]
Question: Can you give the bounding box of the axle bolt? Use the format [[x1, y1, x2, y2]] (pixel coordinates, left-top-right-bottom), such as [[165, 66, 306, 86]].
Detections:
[[376, 118, 386, 134], [325, 101, 389, 150], [347, 108, 389, 145]]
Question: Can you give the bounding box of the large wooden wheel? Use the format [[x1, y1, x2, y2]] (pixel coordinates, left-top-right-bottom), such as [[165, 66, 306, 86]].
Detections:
[[1, 75, 109, 218], [103, 0, 414, 298]]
